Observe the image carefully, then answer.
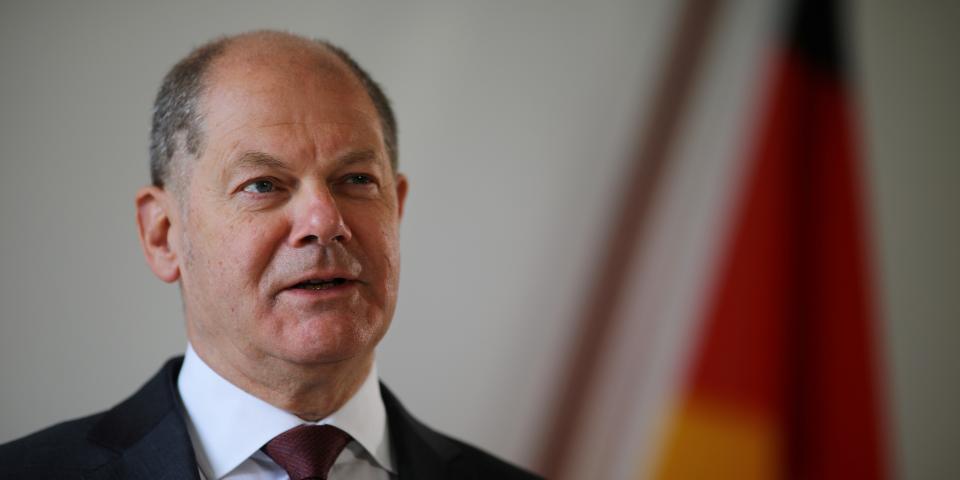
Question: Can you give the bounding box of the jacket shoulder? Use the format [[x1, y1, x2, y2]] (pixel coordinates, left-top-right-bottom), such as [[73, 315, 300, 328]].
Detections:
[[444, 436, 544, 480], [0, 357, 193, 479], [0, 411, 115, 476], [379, 383, 543, 479]]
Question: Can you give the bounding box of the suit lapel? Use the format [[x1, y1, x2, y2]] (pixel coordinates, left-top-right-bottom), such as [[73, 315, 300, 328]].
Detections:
[[381, 383, 461, 480], [83, 358, 200, 480], [82, 412, 200, 480]]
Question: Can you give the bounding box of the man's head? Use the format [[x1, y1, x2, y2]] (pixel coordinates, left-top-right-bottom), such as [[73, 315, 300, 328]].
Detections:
[[135, 31, 408, 391]]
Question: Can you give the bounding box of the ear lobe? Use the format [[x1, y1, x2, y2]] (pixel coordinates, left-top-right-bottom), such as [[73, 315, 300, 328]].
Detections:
[[395, 173, 409, 219], [135, 186, 181, 283]]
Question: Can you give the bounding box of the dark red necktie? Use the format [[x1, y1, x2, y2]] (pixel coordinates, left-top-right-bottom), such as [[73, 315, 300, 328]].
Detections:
[[263, 424, 353, 480]]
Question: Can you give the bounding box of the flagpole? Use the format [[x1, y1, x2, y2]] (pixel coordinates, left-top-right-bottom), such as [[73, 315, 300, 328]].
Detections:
[[536, 0, 726, 477]]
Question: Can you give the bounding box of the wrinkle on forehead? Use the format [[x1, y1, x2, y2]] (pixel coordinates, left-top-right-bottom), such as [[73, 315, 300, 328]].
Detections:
[[203, 65, 376, 135], [203, 82, 382, 154], [209, 119, 387, 186], [218, 117, 383, 157]]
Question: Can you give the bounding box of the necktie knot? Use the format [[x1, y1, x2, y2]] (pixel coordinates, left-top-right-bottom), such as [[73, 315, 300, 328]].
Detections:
[[263, 424, 352, 480]]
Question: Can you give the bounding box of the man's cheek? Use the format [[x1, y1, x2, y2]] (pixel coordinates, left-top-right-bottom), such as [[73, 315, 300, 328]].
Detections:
[[229, 233, 278, 290]]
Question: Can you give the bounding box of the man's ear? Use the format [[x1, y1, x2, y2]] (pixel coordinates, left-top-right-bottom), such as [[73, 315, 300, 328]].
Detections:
[[135, 186, 181, 283], [395, 173, 408, 219]]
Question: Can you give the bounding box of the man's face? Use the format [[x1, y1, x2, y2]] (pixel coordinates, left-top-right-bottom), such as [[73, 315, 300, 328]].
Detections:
[[173, 46, 406, 370]]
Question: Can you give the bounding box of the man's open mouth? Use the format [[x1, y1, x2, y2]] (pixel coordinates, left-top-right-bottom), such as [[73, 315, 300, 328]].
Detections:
[[291, 278, 350, 290]]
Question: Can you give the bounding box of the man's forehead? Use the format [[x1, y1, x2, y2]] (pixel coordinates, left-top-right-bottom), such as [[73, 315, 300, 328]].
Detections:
[[210, 32, 352, 84], [198, 35, 381, 144], [201, 37, 371, 125]]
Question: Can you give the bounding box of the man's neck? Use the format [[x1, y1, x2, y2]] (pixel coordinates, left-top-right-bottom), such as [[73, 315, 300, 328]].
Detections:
[[189, 340, 373, 421]]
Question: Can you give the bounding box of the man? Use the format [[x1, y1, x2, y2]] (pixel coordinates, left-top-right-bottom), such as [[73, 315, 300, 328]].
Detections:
[[0, 30, 540, 480]]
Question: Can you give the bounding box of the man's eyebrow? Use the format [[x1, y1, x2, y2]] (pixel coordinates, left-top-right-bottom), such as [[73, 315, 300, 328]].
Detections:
[[228, 149, 381, 172], [338, 149, 379, 166], [231, 151, 291, 171]]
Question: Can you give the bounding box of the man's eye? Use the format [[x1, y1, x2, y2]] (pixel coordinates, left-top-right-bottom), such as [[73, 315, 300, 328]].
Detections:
[[345, 174, 374, 185], [242, 180, 276, 193]]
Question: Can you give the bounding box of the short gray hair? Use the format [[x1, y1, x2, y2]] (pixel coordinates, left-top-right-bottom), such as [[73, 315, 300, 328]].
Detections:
[[148, 32, 398, 189]]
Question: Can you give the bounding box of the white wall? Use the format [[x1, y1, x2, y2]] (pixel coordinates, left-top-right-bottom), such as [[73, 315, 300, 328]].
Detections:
[[853, 1, 960, 478], [0, 1, 956, 478]]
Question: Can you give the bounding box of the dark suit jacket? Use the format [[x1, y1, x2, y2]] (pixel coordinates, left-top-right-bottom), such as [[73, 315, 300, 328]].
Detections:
[[0, 357, 541, 479]]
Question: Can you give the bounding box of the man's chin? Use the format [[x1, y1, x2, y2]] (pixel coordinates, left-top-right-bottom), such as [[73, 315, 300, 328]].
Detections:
[[278, 348, 363, 367], [267, 308, 385, 354], [265, 334, 375, 368]]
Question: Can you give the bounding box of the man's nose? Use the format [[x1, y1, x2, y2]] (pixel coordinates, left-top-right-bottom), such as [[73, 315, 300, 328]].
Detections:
[[289, 187, 352, 247]]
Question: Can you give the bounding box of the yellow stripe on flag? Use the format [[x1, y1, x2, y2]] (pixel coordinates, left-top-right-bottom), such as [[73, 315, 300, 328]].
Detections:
[[652, 398, 781, 480]]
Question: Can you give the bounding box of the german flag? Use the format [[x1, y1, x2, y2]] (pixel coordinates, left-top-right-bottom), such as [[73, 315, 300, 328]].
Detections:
[[654, 0, 889, 478]]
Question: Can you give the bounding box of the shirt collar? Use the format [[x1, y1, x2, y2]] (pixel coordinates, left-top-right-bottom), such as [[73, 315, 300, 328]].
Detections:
[[177, 344, 394, 479]]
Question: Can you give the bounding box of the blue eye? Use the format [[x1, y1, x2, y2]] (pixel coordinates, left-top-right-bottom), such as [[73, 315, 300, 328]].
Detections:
[[242, 180, 276, 193]]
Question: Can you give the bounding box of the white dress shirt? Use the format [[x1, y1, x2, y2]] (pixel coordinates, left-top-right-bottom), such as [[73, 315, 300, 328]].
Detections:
[[178, 345, 395, 480]]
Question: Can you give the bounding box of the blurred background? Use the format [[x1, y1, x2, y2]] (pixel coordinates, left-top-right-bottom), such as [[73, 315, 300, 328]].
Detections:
[[0, 1, 956, 479]]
